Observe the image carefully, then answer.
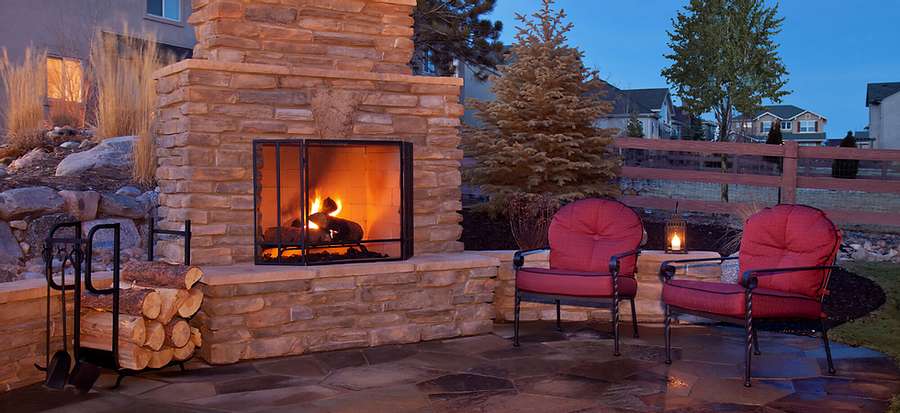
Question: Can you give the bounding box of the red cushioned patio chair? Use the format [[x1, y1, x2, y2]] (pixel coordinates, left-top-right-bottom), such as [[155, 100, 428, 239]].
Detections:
[[513, 198, 644, 356], [660, 204, 841, 387]]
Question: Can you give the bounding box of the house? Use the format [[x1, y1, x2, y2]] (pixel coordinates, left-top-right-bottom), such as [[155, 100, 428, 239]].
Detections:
[[593, 84, 675, 138], [0, 0, 194, 124], [866, 82, 900, 149], [730, 105, 827, 146]]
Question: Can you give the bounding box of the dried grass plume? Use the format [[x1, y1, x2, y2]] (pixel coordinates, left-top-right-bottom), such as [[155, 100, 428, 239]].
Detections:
[[0, 47, 48, 155]]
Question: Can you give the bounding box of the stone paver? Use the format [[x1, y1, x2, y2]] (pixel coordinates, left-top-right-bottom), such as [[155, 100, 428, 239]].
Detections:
[[1, 322, 897, 412]]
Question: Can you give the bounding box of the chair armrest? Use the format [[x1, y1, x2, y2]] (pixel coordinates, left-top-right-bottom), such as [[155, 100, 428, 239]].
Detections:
[[659, 256, 738, 282], [513, 248, 550, 270], [609, 249, 641, 276], [740, 265, 840, 290]]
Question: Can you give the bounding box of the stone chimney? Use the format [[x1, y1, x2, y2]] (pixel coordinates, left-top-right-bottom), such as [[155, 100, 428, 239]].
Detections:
[[153, 0, 465, 266]]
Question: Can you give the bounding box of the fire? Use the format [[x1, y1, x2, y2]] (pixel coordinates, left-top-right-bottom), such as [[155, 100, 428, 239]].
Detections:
[[308, 191, 342, 230], [670, 233, 682, 251]]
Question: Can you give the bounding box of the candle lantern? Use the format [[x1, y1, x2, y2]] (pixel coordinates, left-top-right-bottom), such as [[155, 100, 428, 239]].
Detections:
[[665, 204, 687, 254]]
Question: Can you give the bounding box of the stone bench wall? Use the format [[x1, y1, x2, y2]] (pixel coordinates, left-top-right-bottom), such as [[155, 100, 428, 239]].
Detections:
[[193, 253, 497, 364]]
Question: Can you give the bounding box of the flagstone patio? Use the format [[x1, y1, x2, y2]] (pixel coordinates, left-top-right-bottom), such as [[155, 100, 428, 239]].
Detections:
[[1, 322, 897, 412]]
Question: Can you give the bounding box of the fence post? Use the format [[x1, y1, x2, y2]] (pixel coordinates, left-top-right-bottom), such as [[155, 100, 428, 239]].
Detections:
[[781, 142, 798, 204]]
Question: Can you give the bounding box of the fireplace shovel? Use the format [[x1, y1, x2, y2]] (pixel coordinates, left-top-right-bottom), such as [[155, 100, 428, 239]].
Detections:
[[44, 267, 71, 389]]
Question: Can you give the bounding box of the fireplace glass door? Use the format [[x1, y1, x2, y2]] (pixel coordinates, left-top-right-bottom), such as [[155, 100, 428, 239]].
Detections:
[[253, 140, 412, 265]]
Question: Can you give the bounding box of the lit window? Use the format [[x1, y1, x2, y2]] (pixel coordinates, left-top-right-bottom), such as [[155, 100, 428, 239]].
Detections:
[[47, 57, 83, 103], [147, 0, 181, 21], [743, 122, 752, 130], [799, 120, 817, 132], [760, 121, 772, 132], [780, 121, 792, 131]]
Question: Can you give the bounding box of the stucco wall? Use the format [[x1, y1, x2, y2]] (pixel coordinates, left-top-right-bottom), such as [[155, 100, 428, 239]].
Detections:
[[873, 92, 900, 149]]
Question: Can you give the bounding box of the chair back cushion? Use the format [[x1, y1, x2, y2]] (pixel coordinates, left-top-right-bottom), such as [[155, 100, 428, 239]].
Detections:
[[739, 204, 841, 298], [549, 198, 643, 274]]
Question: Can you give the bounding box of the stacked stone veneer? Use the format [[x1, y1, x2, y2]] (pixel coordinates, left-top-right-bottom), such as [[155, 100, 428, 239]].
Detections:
[[189, 0, 415, 74], [154, 0, 464, 265], [194, 254, 496, 364]]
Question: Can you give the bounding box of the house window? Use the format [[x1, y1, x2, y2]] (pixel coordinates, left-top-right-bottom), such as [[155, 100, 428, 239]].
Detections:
[[46, 56, 83, 102], [780, 121, 792, 131], [799, 120, 817, 133], [760, 121, 772, 133], [147, 0, 180, 21]]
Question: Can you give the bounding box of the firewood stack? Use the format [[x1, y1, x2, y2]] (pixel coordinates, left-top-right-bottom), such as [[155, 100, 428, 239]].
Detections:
[[79, 262, 204, 370]]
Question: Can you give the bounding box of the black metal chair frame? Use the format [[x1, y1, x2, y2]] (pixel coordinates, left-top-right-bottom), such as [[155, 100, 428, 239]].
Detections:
[[659, 256, 838, 387], [513, 248, 641, 356]]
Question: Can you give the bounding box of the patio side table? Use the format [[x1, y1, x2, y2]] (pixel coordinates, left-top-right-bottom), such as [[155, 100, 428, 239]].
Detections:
[[632, 250, 722, 322]]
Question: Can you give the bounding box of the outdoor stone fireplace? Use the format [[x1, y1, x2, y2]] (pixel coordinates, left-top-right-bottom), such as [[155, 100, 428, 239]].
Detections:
[[151, 0, 498, 364]]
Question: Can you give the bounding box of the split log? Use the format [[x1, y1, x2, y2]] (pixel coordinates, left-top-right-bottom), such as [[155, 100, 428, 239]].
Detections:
[[190, 326, 202, 347], [77, 337, 151, 370], [144, 320, 165, 351], [157, 288, 189, 324], [81, 289, 161, 320], [177, 288, 204, 318], [173, 341, 196, 361], [79, 311, 146, 347], [148, 347, 174, 369], [165, 319, 191, 348], [122, 261, 203, 289]]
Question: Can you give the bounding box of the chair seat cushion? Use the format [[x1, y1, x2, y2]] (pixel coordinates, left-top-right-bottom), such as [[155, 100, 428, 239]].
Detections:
[[662, 279, 822, 319], [517, 267, 637, 298]]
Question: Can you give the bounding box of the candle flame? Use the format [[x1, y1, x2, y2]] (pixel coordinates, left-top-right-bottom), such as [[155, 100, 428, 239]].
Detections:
[[671, 233, 682, 250]]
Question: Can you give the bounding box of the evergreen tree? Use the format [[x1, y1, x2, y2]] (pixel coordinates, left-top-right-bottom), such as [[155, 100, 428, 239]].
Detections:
[[412, 0, 505, 79], [464, 0, 619, 211], [832, 131, 859, 179], [625, 110, 644, 138], [764, 124, 783, 167]]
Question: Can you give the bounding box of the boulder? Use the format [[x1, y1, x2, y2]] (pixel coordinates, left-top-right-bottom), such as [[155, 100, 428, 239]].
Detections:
[[116, 186, 142, 197], [0, 186, 65, 220], [8, 148, 49, 172], [0, 221, 23, 265], [55, 136, 134, 176], [82, 218, 141, 250], [58, 190, 100, 221], [0, 165, 7, 178], [99, 193, 149, 219], [24, 213, 76, 260], [59, 141, 80, 149]]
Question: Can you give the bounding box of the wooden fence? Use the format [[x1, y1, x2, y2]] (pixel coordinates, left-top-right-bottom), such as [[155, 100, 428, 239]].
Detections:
[[613, 137, 900, 226]]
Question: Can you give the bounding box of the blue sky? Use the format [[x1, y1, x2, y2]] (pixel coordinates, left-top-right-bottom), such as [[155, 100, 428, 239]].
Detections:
[[487, 0, 900, 137]]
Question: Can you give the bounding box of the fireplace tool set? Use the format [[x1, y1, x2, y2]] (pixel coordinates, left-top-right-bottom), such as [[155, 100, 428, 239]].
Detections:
[[35, 215, 192, 393]]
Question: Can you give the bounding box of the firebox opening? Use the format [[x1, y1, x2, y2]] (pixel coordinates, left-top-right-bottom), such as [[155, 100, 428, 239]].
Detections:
[[253, 140, 413, 265]]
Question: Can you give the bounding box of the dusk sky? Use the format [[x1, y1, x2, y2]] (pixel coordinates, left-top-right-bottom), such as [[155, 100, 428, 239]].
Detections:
[[487, 0, 900, 137]]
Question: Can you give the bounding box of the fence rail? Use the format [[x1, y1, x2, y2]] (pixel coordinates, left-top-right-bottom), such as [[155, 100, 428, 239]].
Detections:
[[613, 137, 900, 226]]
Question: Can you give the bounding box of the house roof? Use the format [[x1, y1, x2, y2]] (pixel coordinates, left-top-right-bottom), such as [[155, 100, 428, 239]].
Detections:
[[734, 105, 825, 121], [590, 83, 669, 116], [866, 82, 900, 106]]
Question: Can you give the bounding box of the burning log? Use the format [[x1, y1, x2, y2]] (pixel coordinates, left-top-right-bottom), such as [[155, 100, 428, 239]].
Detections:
[[81, 289, 161, 320], [308, 213, 363, 243], [122, 261, 203, 290]]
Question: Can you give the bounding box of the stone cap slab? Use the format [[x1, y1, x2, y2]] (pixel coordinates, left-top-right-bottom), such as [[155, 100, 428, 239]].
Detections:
[[153, 59, 464, 86], [0, 273, 112, 304], [201, 252, 501, 286]]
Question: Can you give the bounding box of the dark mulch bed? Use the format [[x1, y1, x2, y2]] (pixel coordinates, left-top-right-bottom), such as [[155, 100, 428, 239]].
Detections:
[[0, 146, 143, 192], [461, 207, 887, 330]]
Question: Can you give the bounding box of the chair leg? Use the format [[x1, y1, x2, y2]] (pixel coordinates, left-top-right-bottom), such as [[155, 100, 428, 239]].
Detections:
[[630, 298, 639, 338], [612, 297, 620, 357], [821, 320, 836, 375], [664, 304, 672, 365], [752, 326, 761, 355], [744, 292, 754, 388], [555, 299, 562, 332], [513, 292, 521, 348]]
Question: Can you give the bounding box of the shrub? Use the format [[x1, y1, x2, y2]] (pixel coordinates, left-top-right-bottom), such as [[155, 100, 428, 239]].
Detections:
[[831, 131, 859, 179], [90, 29, 166, 184], [507, 193, 559, 250], [0, 47, 48, 155], [763, 124, 783, 168]]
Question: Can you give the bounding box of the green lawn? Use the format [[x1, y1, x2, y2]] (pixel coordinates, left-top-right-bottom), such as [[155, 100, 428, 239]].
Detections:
[[831, 262, 900, 412]]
